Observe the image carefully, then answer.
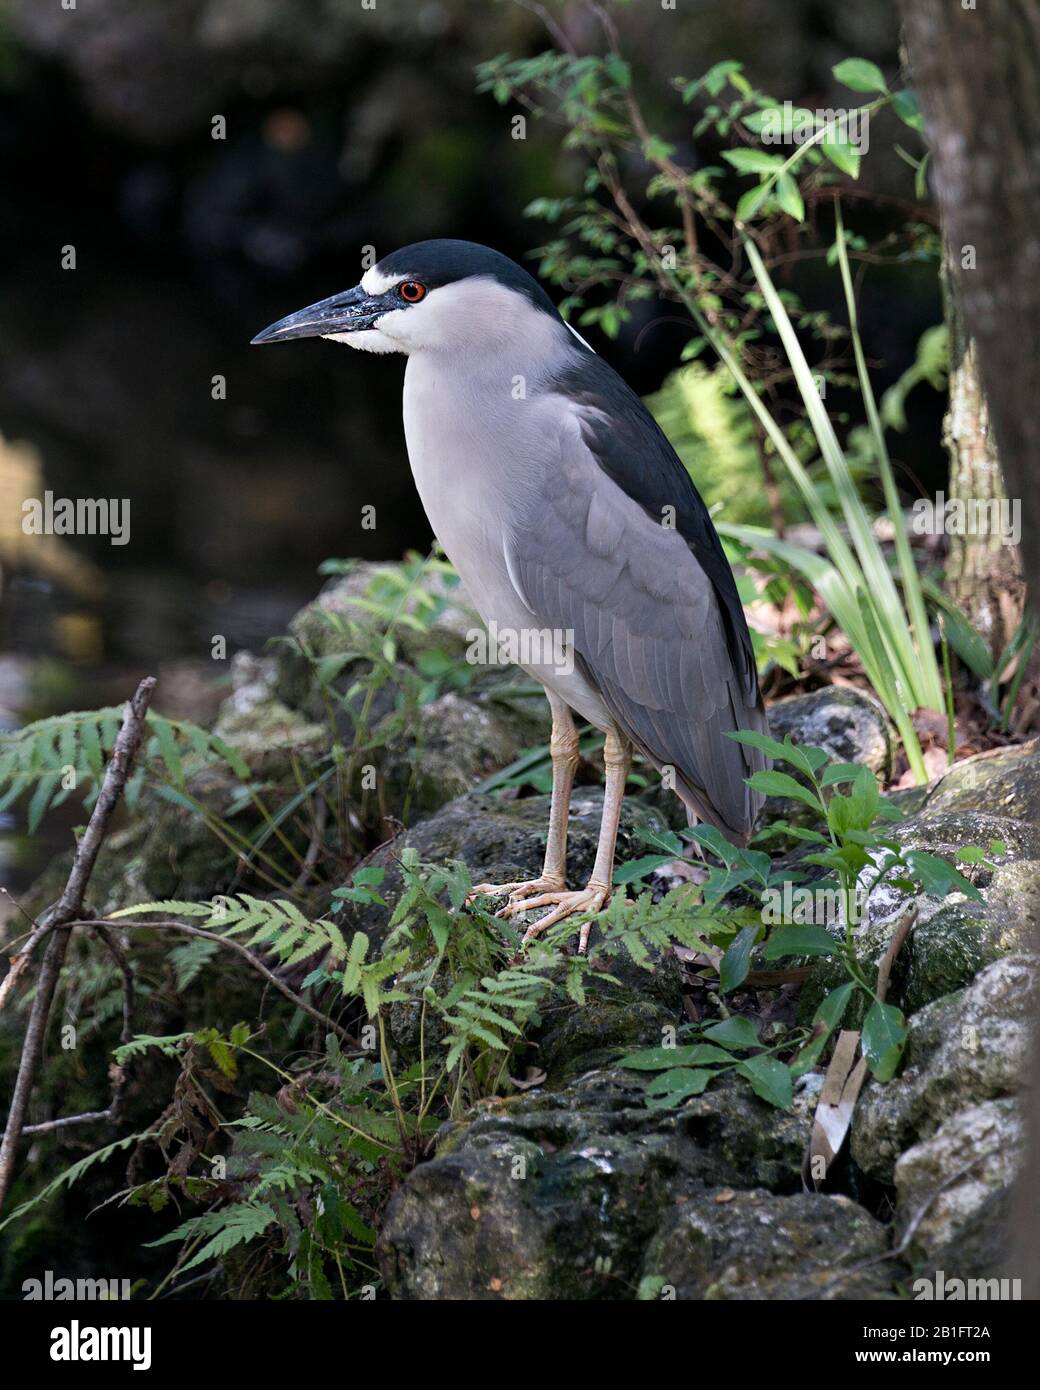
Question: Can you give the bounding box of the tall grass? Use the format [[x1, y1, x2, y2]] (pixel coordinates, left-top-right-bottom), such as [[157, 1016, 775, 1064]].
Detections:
[[662, 219, 945, 783]]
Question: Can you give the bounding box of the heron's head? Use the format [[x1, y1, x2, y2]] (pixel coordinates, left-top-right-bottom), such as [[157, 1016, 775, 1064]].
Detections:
[[251, 239, 573, 356]]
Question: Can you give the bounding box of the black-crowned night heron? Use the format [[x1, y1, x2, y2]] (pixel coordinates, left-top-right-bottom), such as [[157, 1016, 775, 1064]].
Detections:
[[253, 240, 768, 950]]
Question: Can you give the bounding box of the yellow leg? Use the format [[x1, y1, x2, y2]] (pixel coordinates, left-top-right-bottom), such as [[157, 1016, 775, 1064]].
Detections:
[[504, 725, 632, 954], [466, 694, 579, 904]]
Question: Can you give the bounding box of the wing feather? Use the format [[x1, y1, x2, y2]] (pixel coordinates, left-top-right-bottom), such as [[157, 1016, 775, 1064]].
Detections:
[[506, 405, 769, 841]]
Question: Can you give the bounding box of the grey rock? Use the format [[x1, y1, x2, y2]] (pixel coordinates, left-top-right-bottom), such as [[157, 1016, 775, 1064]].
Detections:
[[983, 859, 1040, 940], [344, 785, 667, 948], [271, 563, 552, 821], [797, 813, 1040, 1026], [275, 562, 478, 714], [893, 1097, 1022, 1274], [377, 1067, 820, 1300], [923, 741, 1040, 826], [767, 687, 894, 777], [851, 954, 1036, 1185], [759, 687, 894, 826], [641, 1190, 892, 1300]]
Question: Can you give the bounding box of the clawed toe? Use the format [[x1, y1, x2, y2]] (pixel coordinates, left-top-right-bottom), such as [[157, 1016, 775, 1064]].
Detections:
[[465, 876, 565, 909], [514, 884, 610, 954]]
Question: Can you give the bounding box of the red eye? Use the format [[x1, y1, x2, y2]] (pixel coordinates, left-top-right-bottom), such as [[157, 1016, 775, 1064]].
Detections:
[[398, 281, 427, 303]]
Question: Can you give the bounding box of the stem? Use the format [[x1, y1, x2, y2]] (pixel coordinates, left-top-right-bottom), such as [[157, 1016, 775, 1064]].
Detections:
[[0, 677, 157, 1212]]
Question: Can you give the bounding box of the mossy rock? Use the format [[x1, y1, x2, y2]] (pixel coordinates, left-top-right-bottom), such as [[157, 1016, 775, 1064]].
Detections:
[[378, 1066, 818, 1300], [274, 564, 478, 716], [371, 689, 550, 819], [640, 1190, 892, 1300], [794, 811, 1038, 1027], [851, 954, 1035, 1185], [923, 741, 1040, 825], [797, 898, 1023, 1028], [893, 1096, 1022, 1275]]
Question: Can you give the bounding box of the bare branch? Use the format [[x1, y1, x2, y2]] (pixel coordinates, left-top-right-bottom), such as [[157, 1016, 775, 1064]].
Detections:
[[0, 676, 157, 1211]]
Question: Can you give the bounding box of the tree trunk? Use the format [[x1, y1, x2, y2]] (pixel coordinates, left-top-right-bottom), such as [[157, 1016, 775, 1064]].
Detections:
[[941, 261, 1024, 661], [901, 1, 1040, 608], [900, 0, 1040, 1299]]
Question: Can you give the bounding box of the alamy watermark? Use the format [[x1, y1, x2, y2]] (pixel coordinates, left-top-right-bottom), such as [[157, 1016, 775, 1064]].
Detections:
[[911, 492, 1021, 547], [22, 491, 130, 546], [24, 1269, 130, 1300], [912, 1269, 1021, 1301], [761, 881, 869, 926], [50, 1322, 151, 1371], [760, 102, 870, 155], [466, 621, 575, 677]]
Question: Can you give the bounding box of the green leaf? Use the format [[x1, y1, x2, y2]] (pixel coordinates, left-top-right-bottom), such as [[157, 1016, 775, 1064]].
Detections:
[[774, 171, 804, 221], [735, 185, 768, 222], [703, 1016, 761, 1050], [926, 587, 994, 678], [846, 764, 881, 829], [791, 982, 855, 1076], [861, 1001, 907, 1081], [725, 728, 791, 763], [890, 89, 923, 131], [821, 135, 861, 178], [352, 866, 385, 887], [746, 769, 821, 812], [692, 60, 744, 98], [833, 58, 887, 94], [762, 925, 840, 958], [720, 925, 758, 993], [148, 1201, 277, 1274], [907, 850, 983, 902], [722, 147, 783, 174], [645, 1066, 714, 1096], [152, 716, 184, 788], [821, 762, 867, 787], [619, 1045, 727, 1071], [605, 54, 631, 89], [684, 823, 739, 865], [737, 1055, 793, 1109], [643, 1069, 714, 1107], [613, 853, 678, 885], [774, 742, 828, 779], [110, 899, 216, 919]]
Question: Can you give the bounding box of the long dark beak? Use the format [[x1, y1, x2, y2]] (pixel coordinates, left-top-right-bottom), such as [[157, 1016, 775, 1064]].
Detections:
[[251, 285, 385, 345]]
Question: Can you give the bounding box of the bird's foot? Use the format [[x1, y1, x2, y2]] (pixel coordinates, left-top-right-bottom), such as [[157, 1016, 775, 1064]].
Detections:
[[501, 881, 611, 955], [465, 875, 566, 909]]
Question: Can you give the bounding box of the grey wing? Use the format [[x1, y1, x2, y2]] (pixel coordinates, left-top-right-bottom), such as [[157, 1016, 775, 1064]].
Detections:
[[505, 410, 768, 841]]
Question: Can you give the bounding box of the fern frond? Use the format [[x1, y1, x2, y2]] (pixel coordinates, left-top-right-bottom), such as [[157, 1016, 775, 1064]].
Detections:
[[112, 1033, 193, 1064], [110, 895, 343, 969], [147, 1200, 277, 1273], [0, 707, 251, 830]]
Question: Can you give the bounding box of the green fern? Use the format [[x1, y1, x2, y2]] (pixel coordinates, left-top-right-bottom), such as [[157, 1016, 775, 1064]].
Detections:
[[0, 709, 250, 832], [110, 894, 348, 969], [146, 1200, 278, 1274], [0, 1130, 154, 1235], [112, 1033, 194, 1065]]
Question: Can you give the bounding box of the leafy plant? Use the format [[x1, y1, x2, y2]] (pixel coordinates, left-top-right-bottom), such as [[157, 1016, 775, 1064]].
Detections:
[[0, 707, 249, 833], [614, 728, 994, 1104], [729, 728, 992, 1080], [619, 1016, 798, 1111], [6, 841, 741, 1295]]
